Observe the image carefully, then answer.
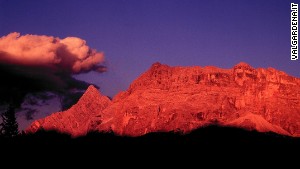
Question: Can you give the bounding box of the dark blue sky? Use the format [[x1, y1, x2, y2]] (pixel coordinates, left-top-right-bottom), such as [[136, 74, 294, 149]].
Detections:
[[0, 0, 299, 99], [1, 0, 299, 98]]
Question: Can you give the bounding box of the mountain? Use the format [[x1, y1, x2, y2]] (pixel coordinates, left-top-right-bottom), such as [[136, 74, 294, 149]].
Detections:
[[26, 62, 300, 137], [27, 85, 111, 137]]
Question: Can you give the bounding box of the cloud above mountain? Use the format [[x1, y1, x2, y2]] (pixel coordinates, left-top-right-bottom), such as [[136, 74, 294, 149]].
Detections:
[[0, 32, 105, 112], [0, 32, 105, 73]]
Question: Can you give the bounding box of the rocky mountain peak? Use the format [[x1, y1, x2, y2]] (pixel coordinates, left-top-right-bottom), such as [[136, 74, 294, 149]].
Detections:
[[76, 85, 108, 106], [27, 62, 300, 137], [26, 85, 111, 137], [233, 62, 254, 70]]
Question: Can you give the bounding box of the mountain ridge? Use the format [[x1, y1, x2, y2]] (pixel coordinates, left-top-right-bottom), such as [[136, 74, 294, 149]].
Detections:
[[28, 85, 111, 137], [26, 62, 300, 137]]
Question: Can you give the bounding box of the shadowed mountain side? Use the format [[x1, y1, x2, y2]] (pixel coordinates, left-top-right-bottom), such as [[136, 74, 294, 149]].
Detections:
[[4, 125, 300, 146], [4, 124, 300, 166]]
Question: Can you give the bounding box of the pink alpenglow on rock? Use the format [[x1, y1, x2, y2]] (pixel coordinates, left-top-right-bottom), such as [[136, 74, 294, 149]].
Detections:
[[27, 62, 300, 137], [27, 85, 111, 137]]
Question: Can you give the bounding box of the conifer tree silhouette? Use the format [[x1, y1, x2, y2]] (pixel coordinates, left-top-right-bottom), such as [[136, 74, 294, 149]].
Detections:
[[0, 104, 19, 137]]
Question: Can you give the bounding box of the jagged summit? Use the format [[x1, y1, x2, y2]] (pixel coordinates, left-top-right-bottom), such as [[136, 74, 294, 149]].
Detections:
[[151, 62, 163, 67], [77, 85, 106, 104], [78, 85, 99, 100], [149, 62, 170, 71], [26, 85, 111, 137], [27, 62, 300, 137], [234, 62, 253, 69], [85, 85, 99, 94]]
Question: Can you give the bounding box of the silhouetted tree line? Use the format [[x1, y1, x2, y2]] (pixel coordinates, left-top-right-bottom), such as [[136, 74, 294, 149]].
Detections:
[[0, 104, 19, 138], [1, 125, 299, 148]]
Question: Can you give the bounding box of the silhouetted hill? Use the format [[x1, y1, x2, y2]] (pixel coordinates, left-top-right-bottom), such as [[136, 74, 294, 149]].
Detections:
[[2, 125, 300, 164], [3, 125, 300, 147]]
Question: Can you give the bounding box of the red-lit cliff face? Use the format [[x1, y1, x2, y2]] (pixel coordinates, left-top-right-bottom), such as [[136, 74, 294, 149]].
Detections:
[[27, 62, 300, 137], [26, 86, 111, 137]]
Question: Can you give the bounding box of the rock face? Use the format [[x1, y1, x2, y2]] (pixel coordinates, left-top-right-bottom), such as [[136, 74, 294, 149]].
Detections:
[[27, 62, 300, 137], [26, 86, 111, 137]]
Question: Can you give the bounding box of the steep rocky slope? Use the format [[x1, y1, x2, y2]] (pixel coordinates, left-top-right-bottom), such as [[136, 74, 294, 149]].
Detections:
[[27, 62, 300, 137], [27, 86, 111, 137]]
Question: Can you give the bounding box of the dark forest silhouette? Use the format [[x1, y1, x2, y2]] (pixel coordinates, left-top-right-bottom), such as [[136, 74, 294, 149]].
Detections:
[[1, 125, 299, 147], [0, 104, 19, 137]]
